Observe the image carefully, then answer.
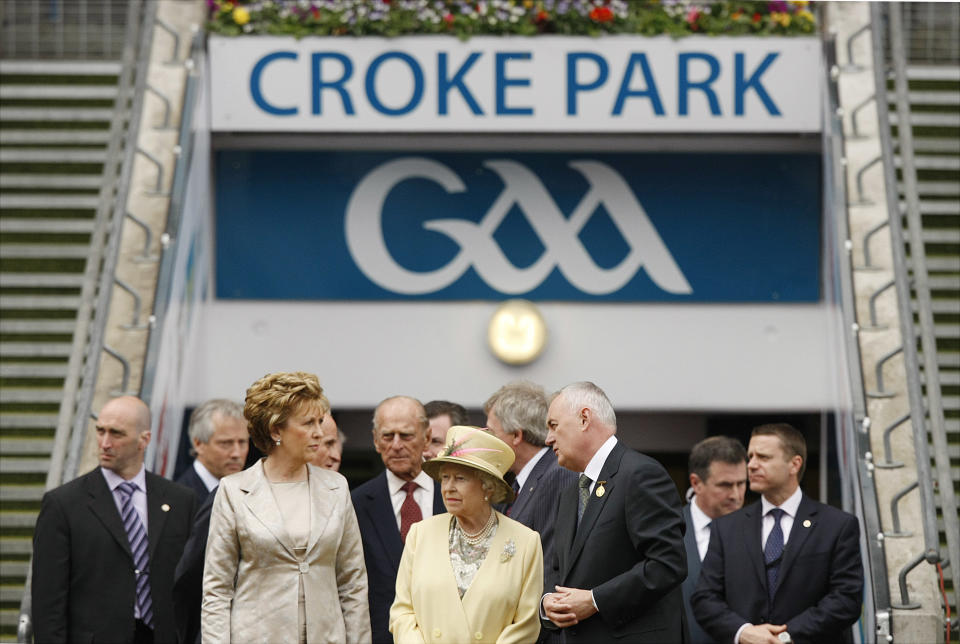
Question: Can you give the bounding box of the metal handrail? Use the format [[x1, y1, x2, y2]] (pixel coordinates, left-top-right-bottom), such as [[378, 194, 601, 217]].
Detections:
[[885, 0, 960, 609], [16, 3, 149, 642], [869, 0, 944, 603], [823, 35, 892, 642]]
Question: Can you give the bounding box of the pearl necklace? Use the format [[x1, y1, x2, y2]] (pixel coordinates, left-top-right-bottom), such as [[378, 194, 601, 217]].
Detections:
[[456, 510, 496, 547]]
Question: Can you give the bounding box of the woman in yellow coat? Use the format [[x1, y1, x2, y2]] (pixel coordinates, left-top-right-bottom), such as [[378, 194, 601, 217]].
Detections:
[[390, 426, 543, 644]]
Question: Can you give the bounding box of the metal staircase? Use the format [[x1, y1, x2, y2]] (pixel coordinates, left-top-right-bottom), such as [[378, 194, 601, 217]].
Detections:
[[0, 59, 122, 640], [890, 62, 960, 625]]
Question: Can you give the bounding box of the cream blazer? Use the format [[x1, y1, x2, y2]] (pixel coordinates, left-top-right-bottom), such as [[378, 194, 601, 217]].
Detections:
[[390, 512, 543, 644], [202, 461, 370, 644]]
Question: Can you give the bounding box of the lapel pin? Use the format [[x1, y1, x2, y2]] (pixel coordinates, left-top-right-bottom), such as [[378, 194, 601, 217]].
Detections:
[[802, 519, 811, 528], [595, 481, 606, 498], [161, 504, 170, 512]]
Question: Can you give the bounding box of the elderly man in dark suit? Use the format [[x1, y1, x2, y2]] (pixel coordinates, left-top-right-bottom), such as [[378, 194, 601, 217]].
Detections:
[[484, 382, 576, 608], [542, 381, 687, 643], [682, 436, 747, 644], [175, 399, 248, 501], [32, 396, 197, 644], [351, 395, 444, 644], [692, 423, 863, 644]]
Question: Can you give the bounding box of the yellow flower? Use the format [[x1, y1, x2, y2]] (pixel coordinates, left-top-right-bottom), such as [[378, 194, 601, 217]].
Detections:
[[790, 0, 809, 6], [771, 11, 791, 27], [232, 6, 250, 25], [797, 9, 814, 22], [523, 0, 535, 7]]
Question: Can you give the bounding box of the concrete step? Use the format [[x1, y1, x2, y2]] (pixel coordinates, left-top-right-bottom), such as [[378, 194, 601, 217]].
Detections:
[[0, 389, 64, 404], [890, 112, 960, 128], [0, 85, 118, 100], [0, 485, 44, 502], [925, 299, 960, 315], [932, 324, 960, 337], [0, 342, 73, 357], [940, 353, 960, 368], [894, 90, 960, 106], [0, 561, 29, 578], [0, 512, 39, 529], [904, 138, 960, 154], [0, 295, 81, 310], [0, 414, 59, 430], [906, 65, 960, 82], [0, 218, 96, 233], [0, 273, 85, 288], [905, 181, 960, 197], [914, 257, 960, 272], [0, 363, 68, 378], [0, 438, 55, 454], [0, 457, 51, 473], [0, 174, 102, 189], [0, 537, 32, 556], [0, 244, 91, 258], [0, 60, 121, 75], [906, 200, 960, 216], [921, 229, 960, 244], [0, 320, 77, 334], [0, 586, 29, 603], [0, 129, 112, 145], [925, 276, 960, 291], [0, 107, 115, 122], [898, 156, 960, 171], [924, 371, 959, 386], [0, 148, 106, 164]]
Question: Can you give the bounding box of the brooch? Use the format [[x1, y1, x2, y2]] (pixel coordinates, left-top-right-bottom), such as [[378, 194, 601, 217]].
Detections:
[[500, 539, 516, 563], [595, 481, 607, 498]]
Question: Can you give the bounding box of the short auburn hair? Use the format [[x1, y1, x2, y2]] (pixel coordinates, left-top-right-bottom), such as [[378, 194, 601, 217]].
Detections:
[[751, 423, 807, 482], [244, 372, 329, 454]]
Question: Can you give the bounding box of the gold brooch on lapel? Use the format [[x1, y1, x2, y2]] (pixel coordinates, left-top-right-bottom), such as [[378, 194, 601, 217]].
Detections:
[[595, 481, 607, 498], [802, 519, 812, 528], [161, 504, 170, 512], [500, 539, 516, 563]]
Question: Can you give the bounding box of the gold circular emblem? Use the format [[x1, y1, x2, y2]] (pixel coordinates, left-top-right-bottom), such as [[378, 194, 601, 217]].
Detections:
[[487, 299, 548, 365]]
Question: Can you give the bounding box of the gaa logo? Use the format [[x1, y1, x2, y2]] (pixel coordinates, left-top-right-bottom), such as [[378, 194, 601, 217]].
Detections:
[[345, 158, 691, 296]]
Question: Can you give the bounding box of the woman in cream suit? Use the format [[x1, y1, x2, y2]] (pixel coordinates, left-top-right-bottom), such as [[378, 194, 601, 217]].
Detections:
[[202, 372, 370, 644], [390, 426, 543, 644]]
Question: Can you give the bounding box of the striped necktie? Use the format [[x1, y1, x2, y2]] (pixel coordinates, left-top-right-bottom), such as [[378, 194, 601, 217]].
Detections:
[[118, 481, 154, 628], [764, 508, 785, 601]]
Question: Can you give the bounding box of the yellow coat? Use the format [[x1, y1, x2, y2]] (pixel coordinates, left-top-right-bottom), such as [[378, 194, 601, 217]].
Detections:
[[390, 512, 543, 644], [202, 461, 370, 644]]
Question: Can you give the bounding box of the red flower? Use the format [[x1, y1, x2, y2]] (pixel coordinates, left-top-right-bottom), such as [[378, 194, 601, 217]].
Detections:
[[752, 12, 762, 22], [589, 6, 613, 22], [311, 7, 319, 18], [444, 12, 454, 24], [536, 10, 549, 22]]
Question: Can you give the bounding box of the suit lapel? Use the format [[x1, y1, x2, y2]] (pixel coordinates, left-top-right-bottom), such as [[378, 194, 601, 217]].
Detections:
[[144, 472, 170, 561], [509, 450, 551, 520], [305, 468, 336, 556], [363, 473, 404, 568], [432, 484, 445, 516], [775, 494, 817, 596], [742, 501, 767, 591], [241, 461, 297, 558], [682, 505, 702, 580], [567, 443, 624, 574], [86, 468, 133, 559], [556, 484, 578, 581]]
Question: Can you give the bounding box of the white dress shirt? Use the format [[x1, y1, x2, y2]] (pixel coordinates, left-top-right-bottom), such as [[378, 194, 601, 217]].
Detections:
[[734, 486, 803, 644], [515, 447, 548, 492], [689, 495, 713, 561], [582, 435, 618, 494], [386, 469, 435, 532], [193, 459, 220, 492]]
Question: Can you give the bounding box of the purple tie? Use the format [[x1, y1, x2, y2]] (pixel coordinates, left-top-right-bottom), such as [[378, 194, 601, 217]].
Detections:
[[118, 481, 153, 627]]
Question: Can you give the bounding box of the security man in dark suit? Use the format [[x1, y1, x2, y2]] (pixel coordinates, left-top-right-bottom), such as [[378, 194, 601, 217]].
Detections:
[[174, 399, 248, 501], [351, 396, 444, 644], [682, 436, 747, 644], [542, 382, 688, 643], [32, 396, 197, 644], [692, 423, 863, 644]]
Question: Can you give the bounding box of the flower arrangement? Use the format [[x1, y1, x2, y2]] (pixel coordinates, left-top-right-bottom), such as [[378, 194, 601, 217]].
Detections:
[[207, 0, 817, 38]]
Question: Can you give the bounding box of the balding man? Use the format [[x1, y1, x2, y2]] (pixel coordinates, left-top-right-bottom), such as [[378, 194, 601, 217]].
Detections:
[[33, 396, 197, 644], [351, 396, 444, 643], [542, 382, 687, 643]]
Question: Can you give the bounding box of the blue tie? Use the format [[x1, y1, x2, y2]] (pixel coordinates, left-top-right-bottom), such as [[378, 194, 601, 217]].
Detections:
[[764, 508, 785, 601], [118, 481, 153, 628]]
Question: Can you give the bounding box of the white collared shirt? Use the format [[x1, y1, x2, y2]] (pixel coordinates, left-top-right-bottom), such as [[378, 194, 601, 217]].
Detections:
[[101, 464, 148, 531], [689, 495, 713, 561], [192, 459, 220, 492], [761, 486, 802, 549], [386, 469, 435, 532], [582, 435, 618, 493], [515, 447, 548, 493]]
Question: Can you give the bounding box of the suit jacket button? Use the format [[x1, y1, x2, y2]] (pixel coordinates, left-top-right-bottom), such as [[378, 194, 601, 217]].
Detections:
[[474, 632, 483, 640], [432, 628, 441, 638]]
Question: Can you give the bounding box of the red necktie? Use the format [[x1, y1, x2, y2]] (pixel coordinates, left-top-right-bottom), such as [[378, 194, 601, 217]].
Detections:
[[399, 481, 422, 542]]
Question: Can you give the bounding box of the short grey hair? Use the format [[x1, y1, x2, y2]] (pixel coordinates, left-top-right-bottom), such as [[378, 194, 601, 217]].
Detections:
[[556, 382, 617, 430], [372, 395, 428, 436], [188, 399, 245, 444], [484, 381, 549, 447]]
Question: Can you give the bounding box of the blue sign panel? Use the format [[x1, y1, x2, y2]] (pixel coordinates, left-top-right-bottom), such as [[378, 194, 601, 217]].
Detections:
[[215, 151, 820, 301]]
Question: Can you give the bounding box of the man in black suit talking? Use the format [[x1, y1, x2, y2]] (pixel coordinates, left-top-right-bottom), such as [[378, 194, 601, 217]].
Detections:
[[692, 423, 863, 644], [542, 381, 687, 643], [351, 395, 445, 643], [32, 396, 196, 644]]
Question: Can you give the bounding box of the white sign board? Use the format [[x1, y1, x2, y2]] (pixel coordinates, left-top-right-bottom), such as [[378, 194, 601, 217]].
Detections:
[[209, 35, 821, 133]]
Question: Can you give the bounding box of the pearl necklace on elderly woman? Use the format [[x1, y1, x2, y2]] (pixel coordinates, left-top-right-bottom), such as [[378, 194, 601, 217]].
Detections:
[[456, 510, 496, 547]]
